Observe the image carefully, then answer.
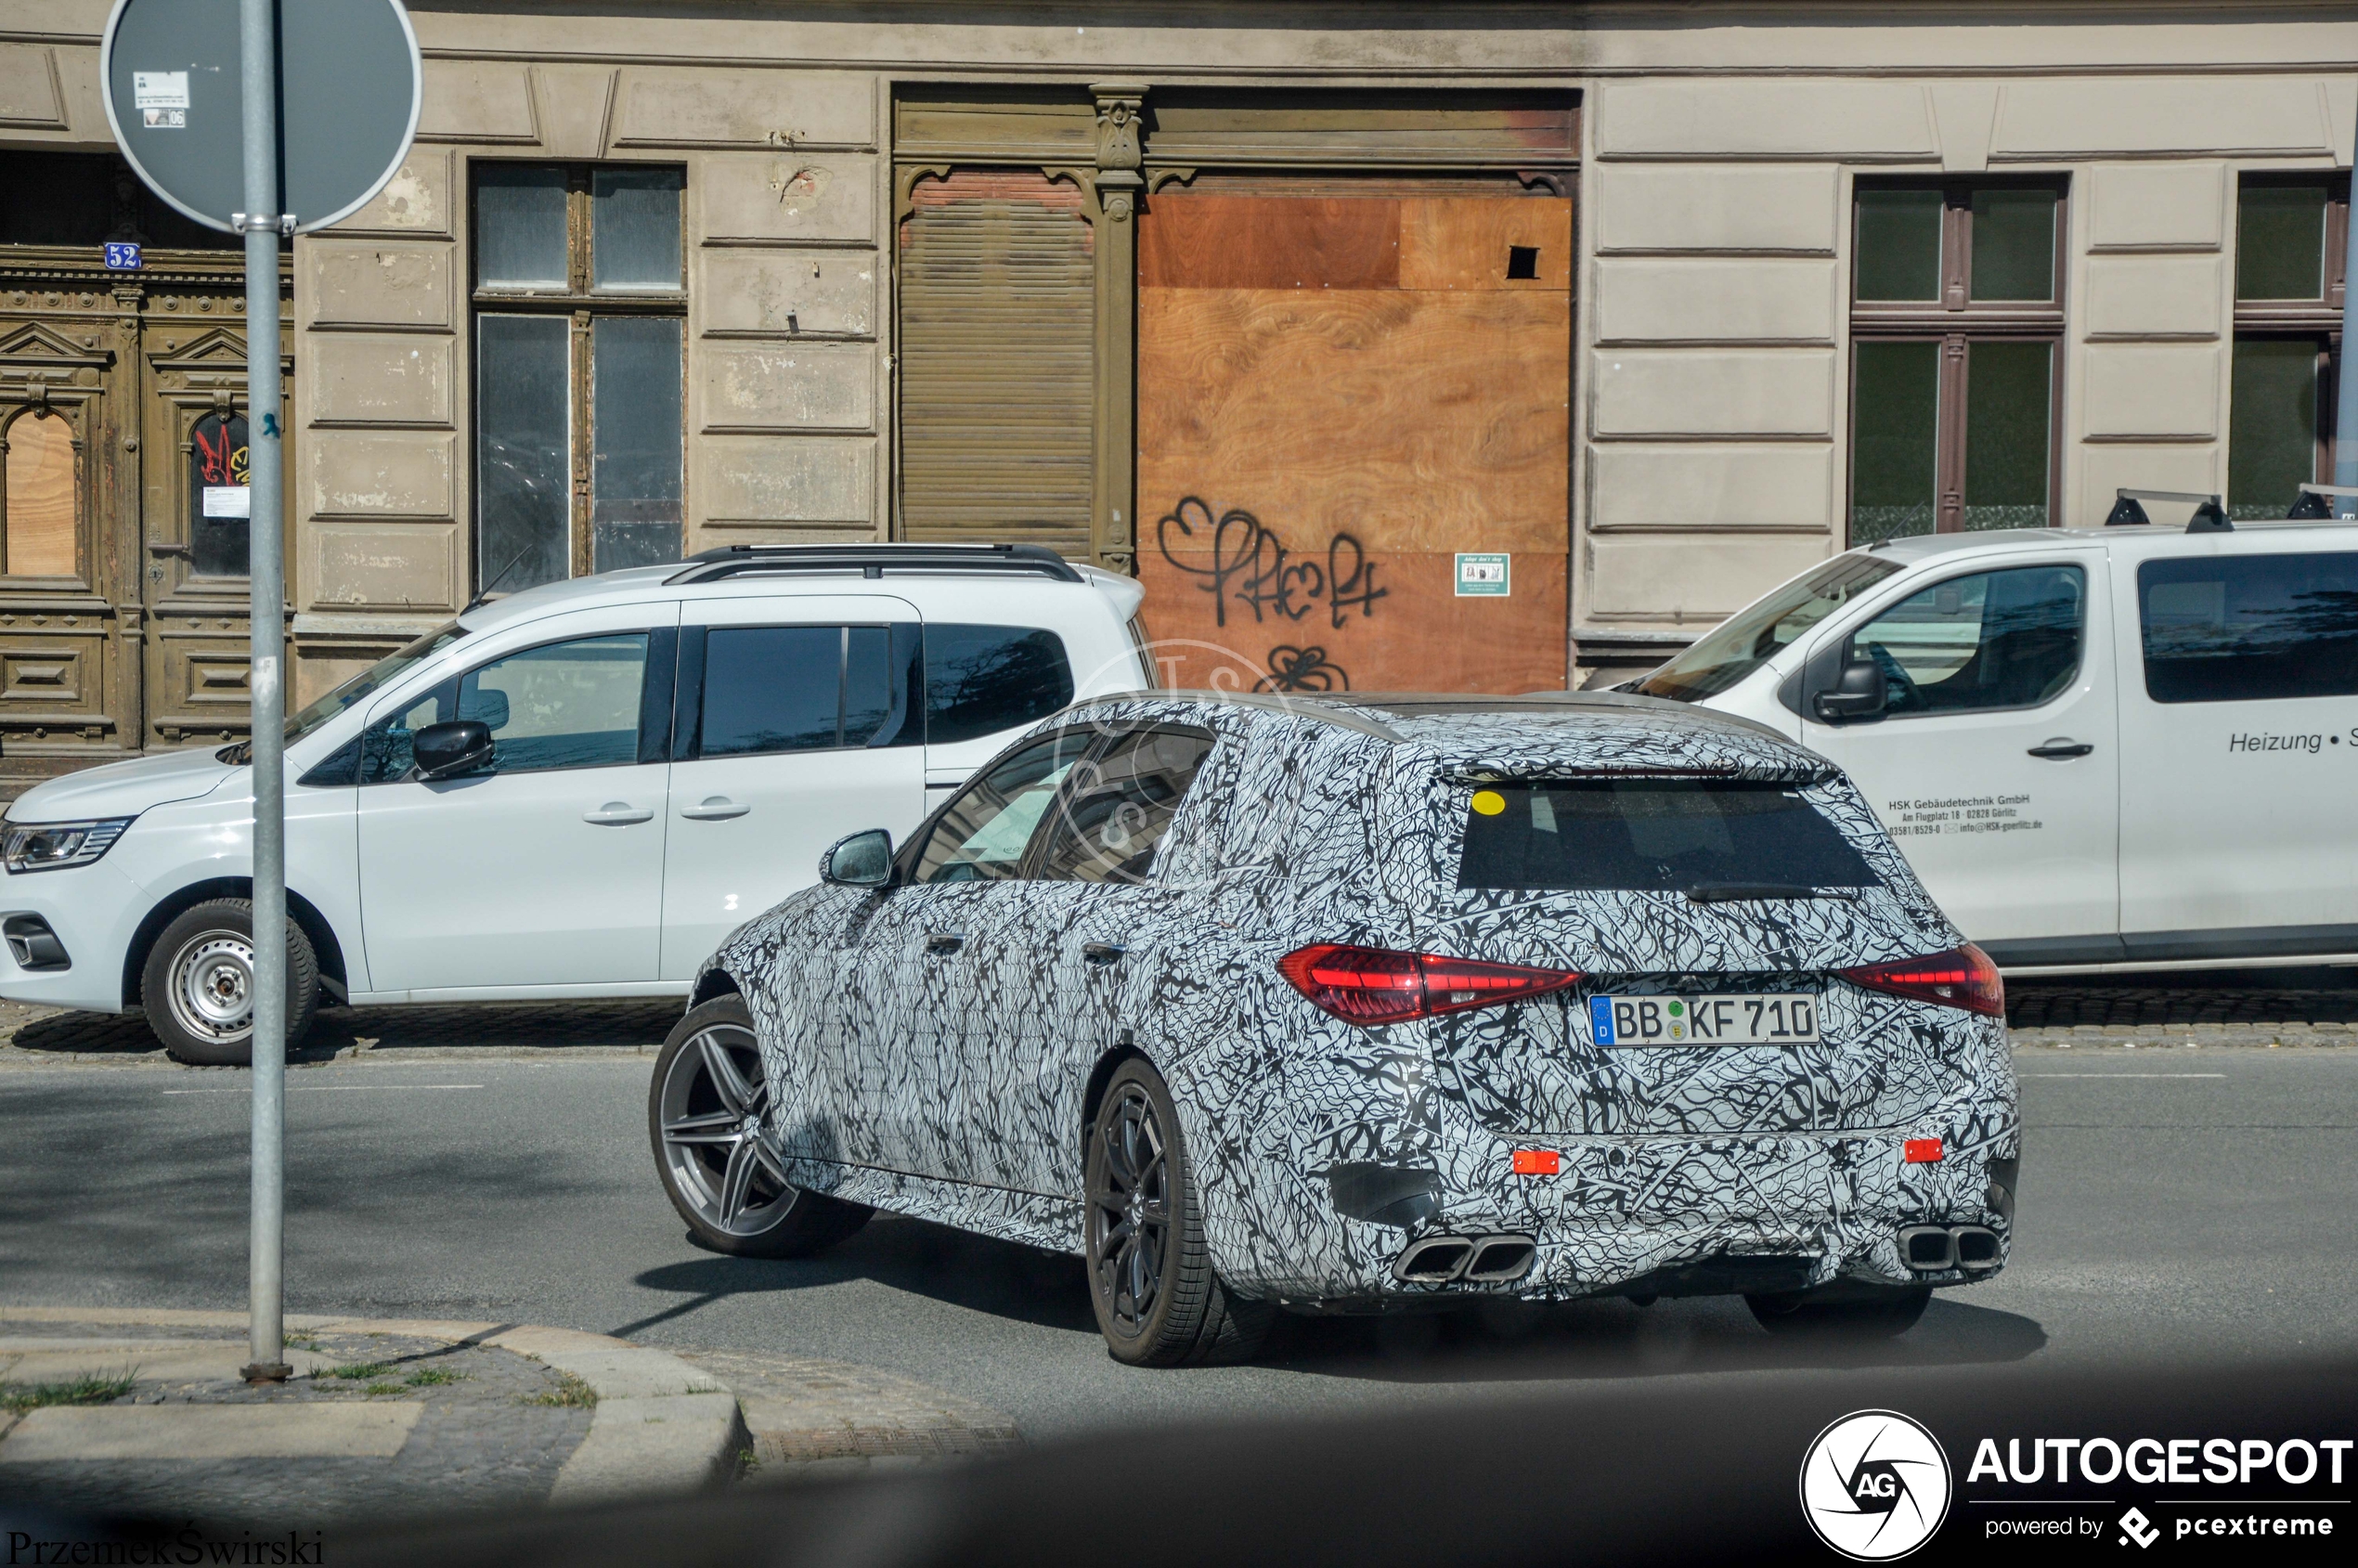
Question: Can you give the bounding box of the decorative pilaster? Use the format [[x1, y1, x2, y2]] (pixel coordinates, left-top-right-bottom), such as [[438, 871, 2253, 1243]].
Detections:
[[1089, 82, 1147, 573]]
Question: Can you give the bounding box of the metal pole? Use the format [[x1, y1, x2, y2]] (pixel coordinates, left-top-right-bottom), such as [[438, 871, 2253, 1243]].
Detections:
[[240, 0, 290, 1382], [2338, 84, 2358, 516]]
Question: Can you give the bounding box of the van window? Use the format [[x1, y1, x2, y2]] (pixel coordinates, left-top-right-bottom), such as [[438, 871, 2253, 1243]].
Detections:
[[1457, 781, 1878, 893], [1637, 554, 1901, 703], [2139, 551, 2358, 704], [926, 625, 1074, 745], [1847, 564, 2083, 716]]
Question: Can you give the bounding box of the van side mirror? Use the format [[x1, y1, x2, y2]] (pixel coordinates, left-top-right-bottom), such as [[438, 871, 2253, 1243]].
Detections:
[[412, 719, 494, 780], [1813, 658, 1888, 723], [822, 828, 894, 888]]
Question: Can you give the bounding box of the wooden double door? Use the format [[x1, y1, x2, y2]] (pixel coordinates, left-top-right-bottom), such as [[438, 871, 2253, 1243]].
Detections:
[[0, 250, 291, 794]]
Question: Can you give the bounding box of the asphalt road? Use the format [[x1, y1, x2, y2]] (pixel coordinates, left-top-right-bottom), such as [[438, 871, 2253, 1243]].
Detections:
[[3, 1046, 2352, 1442]]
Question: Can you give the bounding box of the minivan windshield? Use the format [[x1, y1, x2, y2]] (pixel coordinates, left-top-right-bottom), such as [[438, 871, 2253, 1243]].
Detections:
[[283, 621, 467, 747], [1635, 554, 1902, 703]]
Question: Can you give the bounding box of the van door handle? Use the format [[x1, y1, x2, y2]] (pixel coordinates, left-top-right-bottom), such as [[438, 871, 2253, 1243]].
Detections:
[[925, 931, 966, 955], [583, 802, 654, 825], [680, 797, 750, 821], [2027, 739, 2094, 760], [1082, 941, 1128, 965]]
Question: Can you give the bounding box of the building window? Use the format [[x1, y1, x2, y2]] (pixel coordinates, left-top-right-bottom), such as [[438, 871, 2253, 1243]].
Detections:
[[1848, 181, 2066, 544], [187, 409, 251, 577], [2229, 175, 2348, 520], [471, 163, 686, 593]]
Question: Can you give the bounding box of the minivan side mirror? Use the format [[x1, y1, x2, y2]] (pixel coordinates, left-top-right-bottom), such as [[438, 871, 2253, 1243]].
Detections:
[[1813, 658, 1888, 724], [822, 828, 894, 888], [412, 719, 494, 781]]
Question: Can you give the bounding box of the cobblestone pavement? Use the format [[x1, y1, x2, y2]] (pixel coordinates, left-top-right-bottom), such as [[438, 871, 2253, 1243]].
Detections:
[[0, 998, 680, 1066], [2006, 972, 2358, 1045], [0, 1323, 590, 1526]]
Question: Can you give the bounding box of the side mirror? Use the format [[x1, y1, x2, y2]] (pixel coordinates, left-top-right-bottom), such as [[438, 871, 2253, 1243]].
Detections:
[[1813, 658, 1887, 724], [412, 719, 494, 781], [821, 828, 893, 888]]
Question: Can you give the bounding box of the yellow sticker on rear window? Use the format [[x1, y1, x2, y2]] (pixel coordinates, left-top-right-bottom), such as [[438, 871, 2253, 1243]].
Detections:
[[1471, 789, 1507, 817]]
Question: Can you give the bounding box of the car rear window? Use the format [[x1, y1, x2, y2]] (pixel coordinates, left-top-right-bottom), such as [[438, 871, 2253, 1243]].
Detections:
[[1455, 780, 1879, 893], [926, 624, 1075, 745]]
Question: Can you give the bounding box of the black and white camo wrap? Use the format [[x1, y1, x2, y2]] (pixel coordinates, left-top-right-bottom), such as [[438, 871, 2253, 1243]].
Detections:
[[706, 692, 2019, 1308]]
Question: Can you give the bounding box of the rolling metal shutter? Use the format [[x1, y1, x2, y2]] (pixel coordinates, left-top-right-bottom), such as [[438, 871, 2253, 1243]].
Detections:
[[897, 171, 1095, 554]]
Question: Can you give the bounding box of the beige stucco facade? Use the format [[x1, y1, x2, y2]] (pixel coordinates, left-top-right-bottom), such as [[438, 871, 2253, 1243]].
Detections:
[[3, 0, 2355, 775]]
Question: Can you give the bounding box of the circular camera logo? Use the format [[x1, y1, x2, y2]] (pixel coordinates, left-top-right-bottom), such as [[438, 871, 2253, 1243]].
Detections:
[[1799, 1409, 1951, 1561]]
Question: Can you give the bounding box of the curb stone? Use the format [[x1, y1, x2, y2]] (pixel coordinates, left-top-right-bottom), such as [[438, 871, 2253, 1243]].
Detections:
[[0, 1306, 743, 1504]]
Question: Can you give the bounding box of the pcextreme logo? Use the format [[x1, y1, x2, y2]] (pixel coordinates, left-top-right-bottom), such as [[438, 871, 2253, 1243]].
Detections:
[[1801, 1409, 1954, 1561]]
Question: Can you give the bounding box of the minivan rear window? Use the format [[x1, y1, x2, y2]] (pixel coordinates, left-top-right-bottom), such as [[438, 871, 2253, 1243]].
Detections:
[[2138, 551, 2358, 704], [1456, 780, 1879, 893]]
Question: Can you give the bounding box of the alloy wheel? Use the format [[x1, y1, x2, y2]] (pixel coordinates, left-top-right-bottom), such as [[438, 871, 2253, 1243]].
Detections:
[[165, 929, 255, 1046], [1090, 1084, 1173, 1333], [655, 1023, 799, 1238]]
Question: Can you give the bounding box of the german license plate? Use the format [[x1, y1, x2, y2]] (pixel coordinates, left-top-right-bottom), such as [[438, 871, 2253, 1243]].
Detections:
[[1589, 993, 1820, 1046]]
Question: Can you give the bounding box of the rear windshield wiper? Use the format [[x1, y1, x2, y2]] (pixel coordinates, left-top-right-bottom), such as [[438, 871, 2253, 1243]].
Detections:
[[1683, 882, 1860, 903]]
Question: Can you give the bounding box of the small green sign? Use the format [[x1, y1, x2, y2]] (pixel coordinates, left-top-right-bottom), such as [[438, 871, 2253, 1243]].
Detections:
[[1455, 552, 1510, 597]]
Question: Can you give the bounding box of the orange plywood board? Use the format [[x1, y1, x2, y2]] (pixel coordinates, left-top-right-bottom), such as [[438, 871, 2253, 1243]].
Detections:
[[1399, 197, 1574, 292]]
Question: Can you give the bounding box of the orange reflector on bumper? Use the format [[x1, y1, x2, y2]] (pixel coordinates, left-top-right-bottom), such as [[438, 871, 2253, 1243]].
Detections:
[[1903, 1138, 1944, 1164], [1511, 1148, 1561, 1175]]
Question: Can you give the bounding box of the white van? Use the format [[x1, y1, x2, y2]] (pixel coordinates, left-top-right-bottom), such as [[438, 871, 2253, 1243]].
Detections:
[[0, 543, 1150, 1061], [1629, 511, 2358, 974]]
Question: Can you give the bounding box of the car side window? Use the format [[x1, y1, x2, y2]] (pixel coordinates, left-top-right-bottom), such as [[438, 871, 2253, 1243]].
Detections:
[[1033, 728, 1216, 885], [913, 731, 1095, 885], [925, 625, 1074, 745], [2139, 551, 2358, 703], [1846, 565, 2084, 718], [690, 624, 916, 758], [355, 632, 649, 782]]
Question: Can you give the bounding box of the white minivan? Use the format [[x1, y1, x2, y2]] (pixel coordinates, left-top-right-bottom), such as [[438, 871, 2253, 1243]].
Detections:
[[0, 544, 1150, 1062], [1629, 513, 2358, 975]]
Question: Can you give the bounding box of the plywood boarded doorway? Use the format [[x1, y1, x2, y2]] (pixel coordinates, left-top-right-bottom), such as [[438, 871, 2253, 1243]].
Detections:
[[1135, 190, 1571, 695]]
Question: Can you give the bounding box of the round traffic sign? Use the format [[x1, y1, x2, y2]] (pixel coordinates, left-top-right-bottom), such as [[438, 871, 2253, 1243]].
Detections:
[[100, 0, 421, 235]]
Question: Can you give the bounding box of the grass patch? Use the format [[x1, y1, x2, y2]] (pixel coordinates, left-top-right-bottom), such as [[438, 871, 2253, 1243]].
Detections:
[[362, 1382, 404, 1397], [320, 1362, 395, 1381], [525, 1372, 597, 1408], [3, 1372, 137, 1416], [403, 1368, 464, 1388]]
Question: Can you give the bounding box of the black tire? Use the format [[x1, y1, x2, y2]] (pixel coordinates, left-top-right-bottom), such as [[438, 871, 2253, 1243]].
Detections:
[[1746, 1284, 1932, 1340], [1084, 1058, 1273, 1367], [648, 995, 871, 1259], [140, 898, 319, 1067]]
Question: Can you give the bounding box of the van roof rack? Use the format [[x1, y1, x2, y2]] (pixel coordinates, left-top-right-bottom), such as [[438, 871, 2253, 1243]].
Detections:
[[2106, 488, 2231, 533], [666, 541, 1084, 586], [2289, 483, 2358, 520]]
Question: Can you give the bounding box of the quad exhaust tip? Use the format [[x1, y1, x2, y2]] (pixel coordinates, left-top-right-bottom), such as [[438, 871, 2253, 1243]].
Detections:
[[1899, 1223, 2003, 1274], [1393, 1233, 1537, 1284]]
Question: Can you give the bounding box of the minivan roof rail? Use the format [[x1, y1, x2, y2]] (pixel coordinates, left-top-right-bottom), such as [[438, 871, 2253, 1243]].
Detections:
[[665, 541, 1085, 586], [2106, 488, 2231, 533]]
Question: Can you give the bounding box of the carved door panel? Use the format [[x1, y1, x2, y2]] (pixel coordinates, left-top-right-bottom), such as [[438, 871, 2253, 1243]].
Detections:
[[0, 288, 140, 789], [138, 299, 292, 750]]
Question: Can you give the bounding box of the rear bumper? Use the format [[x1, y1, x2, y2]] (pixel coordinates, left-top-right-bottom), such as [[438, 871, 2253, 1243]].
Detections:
[[1221, 1123, 2019, 1309]]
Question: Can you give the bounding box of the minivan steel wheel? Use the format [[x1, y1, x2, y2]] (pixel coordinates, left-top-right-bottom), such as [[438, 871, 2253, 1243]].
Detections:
[[139, 898, 320, 1067], [645, 994, 872, 1259]]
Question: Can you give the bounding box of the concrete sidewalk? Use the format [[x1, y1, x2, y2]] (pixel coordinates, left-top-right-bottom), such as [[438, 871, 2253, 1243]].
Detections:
[[0, 1306, 1022, 1525]]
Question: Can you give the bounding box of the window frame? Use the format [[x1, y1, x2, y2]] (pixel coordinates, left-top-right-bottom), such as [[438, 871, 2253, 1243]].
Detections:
[[671, 620, 921, 763], [1848, 176, 2069, 544], [903, 724, 1105, 886], [2229, 173, 2350, 513], [1836, 562, 2089, 721], [1027, 722, 1220, 885], [468, 161, 688, 590]]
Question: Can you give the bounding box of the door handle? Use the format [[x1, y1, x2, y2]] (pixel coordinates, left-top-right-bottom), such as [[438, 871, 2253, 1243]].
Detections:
[[2027, 739, 2094, 760], [680, 797, 750, 821], [1082, 941, 1128, 965], [583, 802, 654, 825], [925, 931, 966, 955]]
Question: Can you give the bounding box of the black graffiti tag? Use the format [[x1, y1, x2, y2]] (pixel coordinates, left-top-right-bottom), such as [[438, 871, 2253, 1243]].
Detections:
[[1155, 497, 1388, 632]]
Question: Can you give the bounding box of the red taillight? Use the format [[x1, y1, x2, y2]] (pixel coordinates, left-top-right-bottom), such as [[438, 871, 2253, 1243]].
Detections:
[[1277, 943, 1581, 1027], [1839, 943, 2005, 1017]]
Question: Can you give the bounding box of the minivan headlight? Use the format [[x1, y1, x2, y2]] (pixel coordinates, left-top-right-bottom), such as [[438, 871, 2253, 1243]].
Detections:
[[3, 817, 135, 875]]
